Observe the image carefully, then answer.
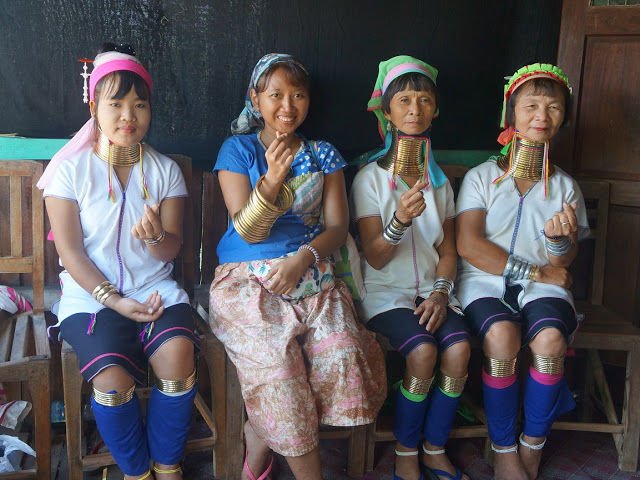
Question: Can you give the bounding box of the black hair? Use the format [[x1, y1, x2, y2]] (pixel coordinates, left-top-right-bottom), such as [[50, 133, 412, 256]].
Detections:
[[254, 60, 311, 94], [505, 78, 572, 127], [93, 42, 150, 104], [381, 72, 438, 114]]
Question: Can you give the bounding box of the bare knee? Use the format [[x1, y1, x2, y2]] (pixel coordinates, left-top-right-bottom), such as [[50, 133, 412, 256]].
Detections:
[[484, 321, 521, 359], [150, 337, 195, 379], [92, 365, 134, 393], [406, 343, 437, 378], [440, 341, 471, 378], [529, 328, 566, 357]]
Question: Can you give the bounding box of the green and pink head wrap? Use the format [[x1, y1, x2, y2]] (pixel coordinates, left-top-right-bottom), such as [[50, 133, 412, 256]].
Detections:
[[497, 63, 571, 146]]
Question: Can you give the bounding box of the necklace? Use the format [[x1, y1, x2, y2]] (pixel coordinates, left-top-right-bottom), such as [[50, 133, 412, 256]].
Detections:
[[94, 131, 142, 166], [377, 124, 428, 188], [93, 131, 149, 202]]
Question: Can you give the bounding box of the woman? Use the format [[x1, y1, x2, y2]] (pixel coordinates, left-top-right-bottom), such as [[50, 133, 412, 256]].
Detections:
[[40, 43, 197, 480], [455, 63, 589, 480], [209, 53, 385, 480], [351, 55, 471, 480]]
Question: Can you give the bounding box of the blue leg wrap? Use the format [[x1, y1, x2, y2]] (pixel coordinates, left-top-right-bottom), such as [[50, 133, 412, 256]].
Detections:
[[523, 373, 575, 438], [423, 387, 462, 447], [147, 385, 197, 465], [91, 394, 149, 476], [393, 386, 429, 448], [483, 378, 519, 447]]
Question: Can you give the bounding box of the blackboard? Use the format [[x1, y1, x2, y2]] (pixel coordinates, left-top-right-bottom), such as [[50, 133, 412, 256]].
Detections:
[[0, 0, 562, 168]]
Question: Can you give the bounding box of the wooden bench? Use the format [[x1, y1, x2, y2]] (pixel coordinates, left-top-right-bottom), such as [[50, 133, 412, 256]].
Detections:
[[362, 171, 640, 473], [0, 160, 52, 480]]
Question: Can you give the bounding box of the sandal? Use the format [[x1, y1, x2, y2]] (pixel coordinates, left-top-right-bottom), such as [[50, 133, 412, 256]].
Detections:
[[243, 448, 274, 480], [421, 444, 465, 480], [394, 449, 425, 480]]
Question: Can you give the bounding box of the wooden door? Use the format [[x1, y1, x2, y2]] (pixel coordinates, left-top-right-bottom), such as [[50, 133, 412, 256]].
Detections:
[[557, 0, 640, 325]]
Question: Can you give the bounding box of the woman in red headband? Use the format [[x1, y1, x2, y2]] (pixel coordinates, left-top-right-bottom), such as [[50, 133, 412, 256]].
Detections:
[[456, 64, 590, 480], [40, 43, 197, 480]]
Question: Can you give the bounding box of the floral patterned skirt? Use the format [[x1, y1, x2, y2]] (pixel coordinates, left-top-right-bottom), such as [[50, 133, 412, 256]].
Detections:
[[209, 262, 386, 457]]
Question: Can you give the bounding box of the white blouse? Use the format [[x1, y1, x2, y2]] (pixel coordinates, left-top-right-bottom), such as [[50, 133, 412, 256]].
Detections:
[[43, 145, 189, 321], [455, 159, 590, 311], [350, 162, 459, 321]]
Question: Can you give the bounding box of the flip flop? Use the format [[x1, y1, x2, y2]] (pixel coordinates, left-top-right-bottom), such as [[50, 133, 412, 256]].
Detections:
[[243, 448, 274, 480], [423, 466, 463, 480]]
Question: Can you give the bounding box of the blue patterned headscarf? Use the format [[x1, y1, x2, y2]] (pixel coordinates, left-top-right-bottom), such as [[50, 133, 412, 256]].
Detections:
[[230, 53, 309, 135]]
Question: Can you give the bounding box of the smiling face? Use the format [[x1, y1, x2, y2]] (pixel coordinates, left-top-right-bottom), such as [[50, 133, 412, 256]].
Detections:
[[383, 88, 437, 135], [511, 81, 567, 143], [90, 73, 151, 147], [250, 65, 310, 139]]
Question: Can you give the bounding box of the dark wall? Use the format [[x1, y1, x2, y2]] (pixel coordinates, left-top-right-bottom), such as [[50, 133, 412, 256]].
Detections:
[[0, 0, 562, 168]]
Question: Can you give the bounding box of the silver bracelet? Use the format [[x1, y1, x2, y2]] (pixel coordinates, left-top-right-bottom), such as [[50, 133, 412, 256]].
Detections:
[[545, 236, 572, 256], [382, 213, 410, 245], [432, 277, 454, 296], [503, 255, 538, 281]]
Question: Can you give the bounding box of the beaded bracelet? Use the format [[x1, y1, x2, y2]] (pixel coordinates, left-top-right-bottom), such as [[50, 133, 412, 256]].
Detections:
[[298, 244, 320, 265], [144, 229, 166, 246]]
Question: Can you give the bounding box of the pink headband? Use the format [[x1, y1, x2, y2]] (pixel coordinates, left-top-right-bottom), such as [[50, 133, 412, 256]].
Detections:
[[89, 59, 153, 101]]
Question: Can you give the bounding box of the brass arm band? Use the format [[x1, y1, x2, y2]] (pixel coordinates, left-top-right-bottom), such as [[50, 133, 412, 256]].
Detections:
[[485, 357, 518, 377], [532, 353, 564, 375], [439, 374, 468, 394], [156, 369, 197, 394], [233, 175, 295, 243], [93, 384, 135, 407], [92, 281, 119, 305], [404, 375, 434, 395]]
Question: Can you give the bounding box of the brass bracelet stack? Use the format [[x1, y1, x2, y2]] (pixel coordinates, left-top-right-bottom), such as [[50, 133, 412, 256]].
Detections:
[[92, 281, 118, 305], [233, 176, 295, 243], [144, 229, 166, 246]]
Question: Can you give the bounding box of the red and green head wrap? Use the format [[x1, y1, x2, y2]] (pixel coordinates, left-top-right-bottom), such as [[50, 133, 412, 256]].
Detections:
[[367, 55, 439, 139], [498, 63, 572, 145]]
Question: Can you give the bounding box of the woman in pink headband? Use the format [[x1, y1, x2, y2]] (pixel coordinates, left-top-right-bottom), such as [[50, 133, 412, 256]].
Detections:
[[42, 43, 198, 480]]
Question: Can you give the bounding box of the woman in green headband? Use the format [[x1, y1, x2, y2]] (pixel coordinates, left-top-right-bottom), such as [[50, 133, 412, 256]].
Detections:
[[455, 63, 590, 480], [351, 55, 471, 480]]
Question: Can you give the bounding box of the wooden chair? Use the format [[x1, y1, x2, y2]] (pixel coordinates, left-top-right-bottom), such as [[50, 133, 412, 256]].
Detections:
[[362, 164, 486, 471], [60, 155, 219, 479], [0, 160, 52, 480], [198, 171, 368, 479], [551, 179, 640, 472]]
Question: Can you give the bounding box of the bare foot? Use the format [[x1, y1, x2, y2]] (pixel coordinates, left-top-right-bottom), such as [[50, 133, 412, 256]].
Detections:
[[492, 445, 529, 480], [519, 434, 545, 480], [421, 442, 469, 480], [243, 421, 272, 480], [153, 463, 182, 479], [395, 443, 422, 480]]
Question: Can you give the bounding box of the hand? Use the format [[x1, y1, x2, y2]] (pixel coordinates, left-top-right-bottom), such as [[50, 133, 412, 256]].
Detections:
[[415, 292, 448, 333], [395, 180, 428, 225], [264, 132, 295, 188], [261, 253, 309, 296], [534, 265, 572, 289], [131, 204, 163, 242], [106, 291, 164, 323], [544, 203, 578, 239]]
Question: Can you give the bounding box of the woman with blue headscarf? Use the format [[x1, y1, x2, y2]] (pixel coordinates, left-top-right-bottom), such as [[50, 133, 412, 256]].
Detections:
[[208, 53, 385, 480], [351, 55, 471, 480]]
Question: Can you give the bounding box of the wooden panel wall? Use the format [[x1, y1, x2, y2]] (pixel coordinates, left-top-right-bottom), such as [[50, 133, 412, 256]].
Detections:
[[557, 0, 640, 325]]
